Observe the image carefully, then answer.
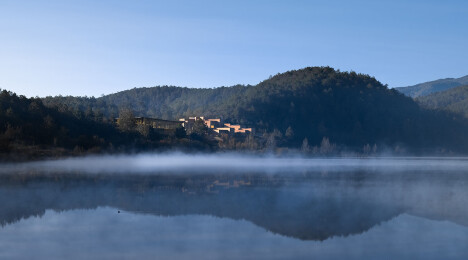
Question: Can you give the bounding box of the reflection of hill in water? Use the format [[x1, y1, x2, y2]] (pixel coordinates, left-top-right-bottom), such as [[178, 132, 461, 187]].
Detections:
[[1, 171, 467, 241]]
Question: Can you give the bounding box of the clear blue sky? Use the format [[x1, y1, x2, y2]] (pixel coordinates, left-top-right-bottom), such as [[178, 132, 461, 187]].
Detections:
[[1, 0, 467, 97]]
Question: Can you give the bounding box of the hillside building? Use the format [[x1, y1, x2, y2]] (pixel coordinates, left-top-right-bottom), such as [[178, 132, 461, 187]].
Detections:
[[116, 117, 182, 130], [180, 116, 253, 134], [204, 118, 222, 129], [134, 117, 182, 129]]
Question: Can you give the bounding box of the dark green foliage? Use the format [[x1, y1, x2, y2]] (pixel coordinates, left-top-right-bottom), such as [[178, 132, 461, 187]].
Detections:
[[417, 85, 468, 118], [175, 127, 187, 139], [42, 85, 250, 120], [397, 75, 468, 98], [41, 67, 468, 153], [0, 89, 174, 157], [190, 119, 209, 136], [228, 67, 468, 152]]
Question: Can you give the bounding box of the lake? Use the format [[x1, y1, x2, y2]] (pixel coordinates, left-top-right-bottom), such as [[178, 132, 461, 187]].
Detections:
[[1, 155, 468, 259]]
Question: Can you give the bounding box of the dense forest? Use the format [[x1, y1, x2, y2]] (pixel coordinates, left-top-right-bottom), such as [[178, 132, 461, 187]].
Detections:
[[42, 67, 468, 154], [417, 85, 468, 118], [42, 84, 250, 121], [396, 75, 468, 98], [0, 90, 214, 160]]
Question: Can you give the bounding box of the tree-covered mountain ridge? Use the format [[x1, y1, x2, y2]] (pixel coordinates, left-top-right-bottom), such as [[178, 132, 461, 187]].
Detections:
[[417, 84, 468, 118], [396, 74, 468, 98], [42, 66, 468, 153], [42, 67, 386, 121]]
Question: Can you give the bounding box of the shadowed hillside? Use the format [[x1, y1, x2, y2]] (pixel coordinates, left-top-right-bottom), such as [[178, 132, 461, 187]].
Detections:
[[42, 67, 468, 153], [0, 89, 135, 158], [0, 90, 213, 160]]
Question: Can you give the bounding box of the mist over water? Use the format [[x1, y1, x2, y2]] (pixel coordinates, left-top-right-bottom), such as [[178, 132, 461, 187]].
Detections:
[[2, 153, 468, 174], [1, 153, 468, 259]]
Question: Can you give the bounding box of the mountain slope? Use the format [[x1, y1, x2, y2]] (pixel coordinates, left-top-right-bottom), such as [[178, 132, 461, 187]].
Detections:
[[396, 75, 468, 98], [42, 67, 468, 153], [229, 67, 468, 151], [417, 85, 468, 117], [0, 89, 165, 158], [42, 85, 249, 120]]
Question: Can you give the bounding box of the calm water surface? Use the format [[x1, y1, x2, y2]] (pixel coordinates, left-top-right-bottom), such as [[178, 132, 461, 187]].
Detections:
[[1, 156, 467, 259]]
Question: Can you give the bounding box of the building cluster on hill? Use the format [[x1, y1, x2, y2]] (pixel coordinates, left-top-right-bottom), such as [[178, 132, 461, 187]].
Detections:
[[116, 115, 253, 135], [179, 116, 253, 134]]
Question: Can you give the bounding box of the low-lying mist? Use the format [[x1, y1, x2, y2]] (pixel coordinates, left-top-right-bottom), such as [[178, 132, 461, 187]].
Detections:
[[1, 152, 467, 243], [2, 153, 468, 175]]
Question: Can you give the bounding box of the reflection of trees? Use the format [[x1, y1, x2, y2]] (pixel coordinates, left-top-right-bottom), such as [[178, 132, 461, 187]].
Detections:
[[0, 171, 467, 241]]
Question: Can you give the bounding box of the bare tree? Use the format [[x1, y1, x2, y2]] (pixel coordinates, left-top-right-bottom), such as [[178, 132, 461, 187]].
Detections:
[[118, 108, 135, 132], [301, 138, 310, 153]]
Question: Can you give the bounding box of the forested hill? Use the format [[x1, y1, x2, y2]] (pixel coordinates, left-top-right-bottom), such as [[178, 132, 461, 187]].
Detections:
[[417, 85, 468, 118], [396, 75, 468, 98], [43, 85, 249, 120], [42, 67, 468, 153], [0, 89, 189, 159]]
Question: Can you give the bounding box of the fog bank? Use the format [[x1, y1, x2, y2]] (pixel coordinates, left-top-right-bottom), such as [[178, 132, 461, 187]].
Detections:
[[2, 153, 468, 175]]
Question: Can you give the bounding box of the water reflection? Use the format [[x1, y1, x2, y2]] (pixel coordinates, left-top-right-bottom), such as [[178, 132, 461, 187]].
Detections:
[[1, 169, 468, 239], [1, 209, 467, 260], [0, 163, 468, 258]]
